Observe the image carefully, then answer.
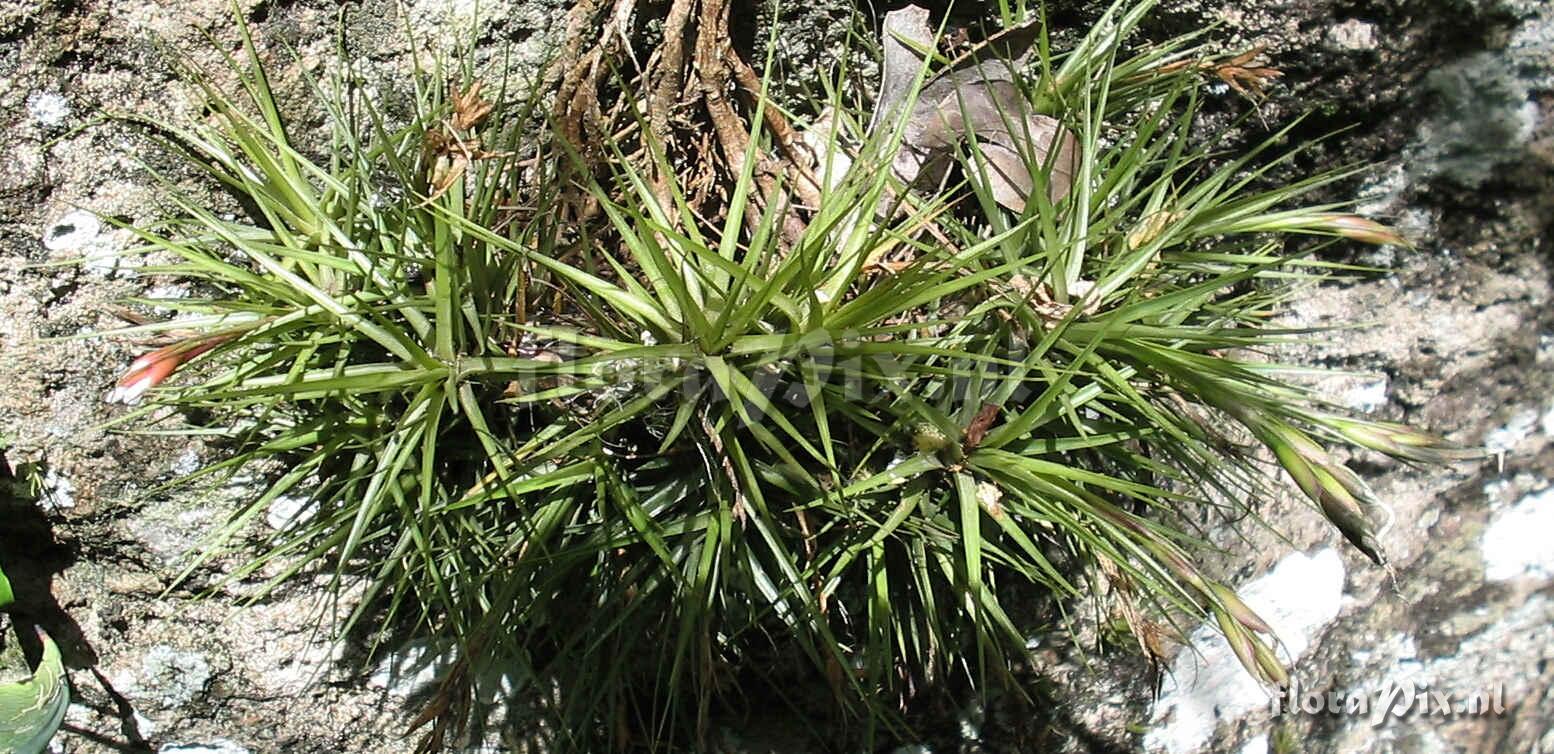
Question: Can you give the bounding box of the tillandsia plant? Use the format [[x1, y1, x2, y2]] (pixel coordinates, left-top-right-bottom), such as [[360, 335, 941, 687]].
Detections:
[[92, 0, 1482, 750]]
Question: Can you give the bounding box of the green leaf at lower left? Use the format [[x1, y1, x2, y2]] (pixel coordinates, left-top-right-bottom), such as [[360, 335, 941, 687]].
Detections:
[[0, 629, 69, 754]]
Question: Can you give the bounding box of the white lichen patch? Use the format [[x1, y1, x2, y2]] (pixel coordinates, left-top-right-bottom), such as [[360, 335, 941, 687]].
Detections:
[[132, 644, 213, 710], [265, 493, 318, 531], [1145, 549, 1347, 754], [124, 712, 156, 742], [1484, 409, 1540, 454], [1348, 630, 1418, 668], [42, 209, 101, 252], [1482, 486, 1554, 582], [1342, 376, 1389, 413], [404, 0, 513, 42], [40, 467, 76, 512], [1481, 473, 1543, 507], [368, 639, 451, 697], [170, 445, 202, 476], [1325, 19, 1378, 51], [42, 209, 130, 277], [369, 638, 522, 710], [1237, 733, 1269, 754], [26, 91, 71, 128], [1355, 164, 1408, 217]]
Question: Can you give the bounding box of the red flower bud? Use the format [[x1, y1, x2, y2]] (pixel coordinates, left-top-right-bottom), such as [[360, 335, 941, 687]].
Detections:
[[106, 334, 235, 405]]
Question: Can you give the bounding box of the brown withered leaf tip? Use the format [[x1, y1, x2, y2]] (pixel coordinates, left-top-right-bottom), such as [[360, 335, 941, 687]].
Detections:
[[1213, 46, 1283, 98], [962, 402, 1001, 451], [449, 82, 494, 132], [417, 83, 510, 206], [1130, 47, 1282, 102]]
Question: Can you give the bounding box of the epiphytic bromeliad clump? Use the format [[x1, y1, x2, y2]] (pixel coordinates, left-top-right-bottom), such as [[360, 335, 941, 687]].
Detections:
[[97, 1, 1480, 750]]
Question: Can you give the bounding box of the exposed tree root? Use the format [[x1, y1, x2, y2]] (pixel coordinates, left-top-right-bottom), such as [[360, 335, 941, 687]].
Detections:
[[550, 0, 817, 243]]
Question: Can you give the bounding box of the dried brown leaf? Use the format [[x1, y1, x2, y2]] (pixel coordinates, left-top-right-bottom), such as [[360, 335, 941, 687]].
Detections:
[[963, 402, 1000, 450], [875, 5, 1079, 214]]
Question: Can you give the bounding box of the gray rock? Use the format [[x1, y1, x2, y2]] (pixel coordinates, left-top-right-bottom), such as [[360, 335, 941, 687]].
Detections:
[[137, 645, 213, 710], [1409, 2, 1553, 186], [157, 741, 251, 754]]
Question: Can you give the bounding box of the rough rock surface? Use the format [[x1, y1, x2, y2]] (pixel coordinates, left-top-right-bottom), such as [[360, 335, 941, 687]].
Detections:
[[0, 0, 1548, 752]]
